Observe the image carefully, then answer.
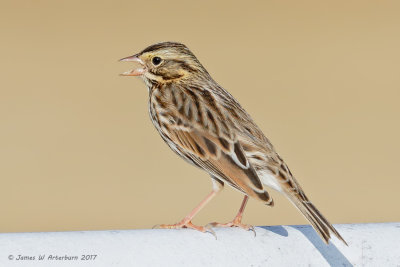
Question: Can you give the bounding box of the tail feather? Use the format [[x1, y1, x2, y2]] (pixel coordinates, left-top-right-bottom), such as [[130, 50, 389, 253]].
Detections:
[[289, 195, 348, 246]]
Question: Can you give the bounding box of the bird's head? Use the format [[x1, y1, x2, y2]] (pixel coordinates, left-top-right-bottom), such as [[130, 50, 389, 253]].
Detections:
[[120, 42, 209, 84]]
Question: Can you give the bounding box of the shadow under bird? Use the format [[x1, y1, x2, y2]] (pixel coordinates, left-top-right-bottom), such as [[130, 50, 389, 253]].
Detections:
[[120, 42, 347, 245]]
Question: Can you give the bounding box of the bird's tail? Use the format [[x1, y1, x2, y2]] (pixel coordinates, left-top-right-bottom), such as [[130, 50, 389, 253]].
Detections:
[[288, 194, 348, 246]]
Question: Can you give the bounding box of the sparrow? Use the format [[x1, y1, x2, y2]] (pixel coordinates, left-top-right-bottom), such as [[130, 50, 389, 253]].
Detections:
[[120, 42, 347, 245]]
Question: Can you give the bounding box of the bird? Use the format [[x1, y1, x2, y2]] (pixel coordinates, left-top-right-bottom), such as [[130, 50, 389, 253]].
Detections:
[[119, 41, 347, 245]]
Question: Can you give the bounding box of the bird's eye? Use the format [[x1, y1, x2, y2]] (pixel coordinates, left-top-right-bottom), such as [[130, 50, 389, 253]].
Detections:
[[152, 56, 162, 65]]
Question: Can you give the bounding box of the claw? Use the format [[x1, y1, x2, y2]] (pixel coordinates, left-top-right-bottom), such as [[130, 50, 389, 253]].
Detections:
[[204, 224, 218, 240], [248, 225, 257, 237], [206, 220, 256, 237]]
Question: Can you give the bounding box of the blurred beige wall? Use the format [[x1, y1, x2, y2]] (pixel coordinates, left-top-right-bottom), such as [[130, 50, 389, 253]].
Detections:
[[0, 0, 399, 233]]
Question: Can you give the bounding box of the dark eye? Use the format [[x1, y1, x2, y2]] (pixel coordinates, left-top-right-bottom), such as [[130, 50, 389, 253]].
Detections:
[[152, 56, 162, 65]]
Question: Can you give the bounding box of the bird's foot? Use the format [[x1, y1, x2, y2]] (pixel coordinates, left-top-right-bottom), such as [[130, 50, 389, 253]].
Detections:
[[153, 220, 216, 238], [206, 216, 256, 236]]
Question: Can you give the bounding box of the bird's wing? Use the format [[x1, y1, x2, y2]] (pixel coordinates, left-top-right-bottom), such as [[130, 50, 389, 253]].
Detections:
[[160, 86, 273, 205]]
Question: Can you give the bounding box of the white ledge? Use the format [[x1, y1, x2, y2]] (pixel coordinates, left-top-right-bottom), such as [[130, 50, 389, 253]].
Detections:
[[0, 223, 399, 266]]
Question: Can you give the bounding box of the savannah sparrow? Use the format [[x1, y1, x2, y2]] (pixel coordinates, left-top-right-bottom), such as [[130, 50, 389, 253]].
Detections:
[[120, 42, 347, 245]]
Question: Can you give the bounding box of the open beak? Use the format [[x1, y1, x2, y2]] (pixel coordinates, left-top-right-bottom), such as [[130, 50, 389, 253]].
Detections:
[[119, 54, 146, 76]]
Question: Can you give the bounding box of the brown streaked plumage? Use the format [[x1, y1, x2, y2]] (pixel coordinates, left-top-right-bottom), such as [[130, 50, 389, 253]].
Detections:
[[120, 41, 347, 245]]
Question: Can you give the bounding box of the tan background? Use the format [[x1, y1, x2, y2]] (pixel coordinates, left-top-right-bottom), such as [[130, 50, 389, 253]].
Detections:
[[0, 1, 399, 233]]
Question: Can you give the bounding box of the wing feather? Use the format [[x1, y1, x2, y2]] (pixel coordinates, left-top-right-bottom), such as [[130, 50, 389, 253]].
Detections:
[[166, 119, 273, 204]]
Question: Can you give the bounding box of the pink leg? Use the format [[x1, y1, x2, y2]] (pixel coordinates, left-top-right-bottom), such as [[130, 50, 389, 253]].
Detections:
[[154, 186, 222, 235], [236, 195, 249, 220], [206, 195, 255, 235]]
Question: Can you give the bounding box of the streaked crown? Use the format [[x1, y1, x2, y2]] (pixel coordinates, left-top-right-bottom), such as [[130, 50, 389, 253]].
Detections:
[[137, 42, 209, 83]]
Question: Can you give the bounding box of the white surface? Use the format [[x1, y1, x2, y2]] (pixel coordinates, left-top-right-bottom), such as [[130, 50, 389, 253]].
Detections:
[[0, 223, 399, 266]]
